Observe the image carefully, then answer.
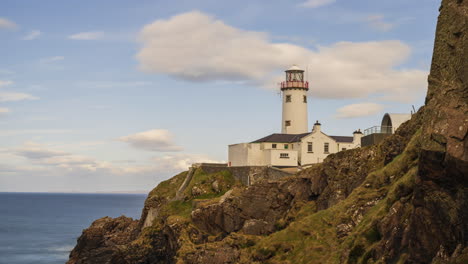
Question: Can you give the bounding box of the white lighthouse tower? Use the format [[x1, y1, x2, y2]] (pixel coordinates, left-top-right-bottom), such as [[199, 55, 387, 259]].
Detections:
[[281, 65, 309, 134]]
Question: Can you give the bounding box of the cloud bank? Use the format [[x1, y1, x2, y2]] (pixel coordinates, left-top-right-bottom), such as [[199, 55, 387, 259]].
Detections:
[[3, 141, 221, 192], [335, 103, 384, 119], [119, 129, 183, 152], [136, 11, 427, 102]]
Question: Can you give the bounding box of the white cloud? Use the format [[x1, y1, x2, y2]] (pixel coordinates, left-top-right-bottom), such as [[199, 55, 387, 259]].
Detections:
[[137, 11, 302, 82], [11, 142, 109, 171], [136, 11, 427, 102], [3, 141, 222, 192], [0, 80, 13, 88], [335, 103, 384, 119], [119, 129, 183, 152], [0, 107, 10, 114], [366, 15, 394, 32], [299, 0, 336, 8], [0, 17, 18, 30], [23, 30, 42, 40], [40, 56, 65, 63], [68, 31, 104, 40], [0, 92, 39, 102], [14, 143, 69, 159], [0, 80, 39, 103]]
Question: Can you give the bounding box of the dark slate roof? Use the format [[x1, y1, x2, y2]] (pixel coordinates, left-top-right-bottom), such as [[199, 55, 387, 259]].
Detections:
[[329, 136, 354, 143], [251, 133, 311, 143], [251, 133, 354, 144]]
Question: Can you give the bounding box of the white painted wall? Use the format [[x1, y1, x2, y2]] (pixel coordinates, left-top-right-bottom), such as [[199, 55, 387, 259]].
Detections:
[[300, 131, 338, 165], [337, 142, 355, 151], [228, 143, 268, 166], [281, 89, 308, 134], [228, 143, 249, 166], [353, 132, 363, 147], [229, 132, 361, 167], [264, 149, 298, 167]]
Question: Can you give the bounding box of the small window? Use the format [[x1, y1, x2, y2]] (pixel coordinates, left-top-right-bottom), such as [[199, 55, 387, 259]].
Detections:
[[307, 142, 313, 153], [286, 95, 291, 102], [285, 120, 291, 126], [303, 95, 307, 103], [280, 153, 289, 159], [272, 144, 277, 149], [342, 148, 347, 151], [284, 144, 289, 149], [324, 143, 329, 153]]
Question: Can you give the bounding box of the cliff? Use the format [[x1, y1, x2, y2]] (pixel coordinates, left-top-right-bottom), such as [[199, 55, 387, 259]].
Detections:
[[67, 0, 467, 263]]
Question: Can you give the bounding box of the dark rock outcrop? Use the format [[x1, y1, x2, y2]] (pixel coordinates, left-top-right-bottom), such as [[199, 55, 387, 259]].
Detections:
[[67, 216, 139, 264], [373, 1, 468, 262], [192, 176, 314, 236]]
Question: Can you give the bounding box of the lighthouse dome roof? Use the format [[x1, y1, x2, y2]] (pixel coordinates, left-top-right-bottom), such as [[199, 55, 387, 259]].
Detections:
[[287, 65, 303, 71]]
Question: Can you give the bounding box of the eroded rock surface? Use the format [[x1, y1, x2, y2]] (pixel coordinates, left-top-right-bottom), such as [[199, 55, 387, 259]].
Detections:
[[67, 216, 138, 264]]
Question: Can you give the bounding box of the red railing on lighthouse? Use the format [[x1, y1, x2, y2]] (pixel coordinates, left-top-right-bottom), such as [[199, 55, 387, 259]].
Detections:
[[280, 81, 309, 89]]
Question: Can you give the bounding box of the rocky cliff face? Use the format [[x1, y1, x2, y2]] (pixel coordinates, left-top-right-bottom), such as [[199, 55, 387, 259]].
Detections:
[[67, 1, 467, 263]]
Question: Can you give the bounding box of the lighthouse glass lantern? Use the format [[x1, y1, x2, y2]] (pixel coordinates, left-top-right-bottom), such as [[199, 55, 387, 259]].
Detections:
[[281, 65, 308, 90], [286, 71, 303, 82]]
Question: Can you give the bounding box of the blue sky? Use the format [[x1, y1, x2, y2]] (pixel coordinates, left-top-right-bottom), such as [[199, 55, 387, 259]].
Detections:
[[0, 0, 440, 192]]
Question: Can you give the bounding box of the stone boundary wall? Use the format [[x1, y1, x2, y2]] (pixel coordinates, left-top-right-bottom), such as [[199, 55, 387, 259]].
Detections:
[[197, 163, 294, 186]]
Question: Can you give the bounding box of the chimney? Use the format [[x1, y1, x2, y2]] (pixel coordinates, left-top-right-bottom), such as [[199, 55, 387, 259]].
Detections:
[[353, 129, 363, 144], [312, 120, 321, 133]]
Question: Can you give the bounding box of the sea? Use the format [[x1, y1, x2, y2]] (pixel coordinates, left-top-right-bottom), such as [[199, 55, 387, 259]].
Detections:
[[0, 192, 147, 264]]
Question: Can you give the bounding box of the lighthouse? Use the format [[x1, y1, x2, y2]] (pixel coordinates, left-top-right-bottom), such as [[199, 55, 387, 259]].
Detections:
[[281, 65, 309, 134]]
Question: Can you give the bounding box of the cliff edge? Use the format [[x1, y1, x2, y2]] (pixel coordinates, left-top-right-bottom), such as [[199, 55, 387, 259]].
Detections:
[[68, 1, 467, 263]]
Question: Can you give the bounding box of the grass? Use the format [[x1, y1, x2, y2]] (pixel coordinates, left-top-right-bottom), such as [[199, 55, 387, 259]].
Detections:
[[146, 169, 243, 224], [148, 171, 188, 199], [240, 130, 423, 263]]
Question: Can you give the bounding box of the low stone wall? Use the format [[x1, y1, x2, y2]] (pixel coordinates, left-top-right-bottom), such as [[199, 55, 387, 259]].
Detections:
[[198, 164, 294, 186]]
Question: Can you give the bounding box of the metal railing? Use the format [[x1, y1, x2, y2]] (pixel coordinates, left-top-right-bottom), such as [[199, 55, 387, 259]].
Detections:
[[280, 81, 309, 89], [364, 126, 393, 136]]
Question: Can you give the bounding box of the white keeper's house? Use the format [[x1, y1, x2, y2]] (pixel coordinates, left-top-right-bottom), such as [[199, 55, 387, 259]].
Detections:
[[228, 65, 362, 168]]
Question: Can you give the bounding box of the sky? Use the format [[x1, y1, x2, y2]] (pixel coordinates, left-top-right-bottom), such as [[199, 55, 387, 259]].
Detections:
[[0, 0, 441, 193]]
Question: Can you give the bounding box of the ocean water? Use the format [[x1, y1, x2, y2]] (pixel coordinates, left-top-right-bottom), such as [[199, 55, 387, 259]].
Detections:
[[0, 192, 147, 264]]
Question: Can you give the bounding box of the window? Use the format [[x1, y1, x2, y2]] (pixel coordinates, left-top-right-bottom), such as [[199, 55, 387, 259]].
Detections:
[[303, 95, 307, 103], [284, 144, 289, 149], [342, 148, 347, 151], [280, 153, 289, 159], [272, 144, 277, 149], [307, 142, 313, 153], [286, 95, 291, 102], [285, 120, 291, 126], [324, 143, 329, 153]]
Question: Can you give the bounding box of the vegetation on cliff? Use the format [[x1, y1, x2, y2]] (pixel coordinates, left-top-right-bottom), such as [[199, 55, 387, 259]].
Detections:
[[68, 1, 467, 263]]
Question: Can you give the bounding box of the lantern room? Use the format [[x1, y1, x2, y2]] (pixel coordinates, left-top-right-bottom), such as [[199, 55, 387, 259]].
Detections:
[[281, 65, 309, 90]]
